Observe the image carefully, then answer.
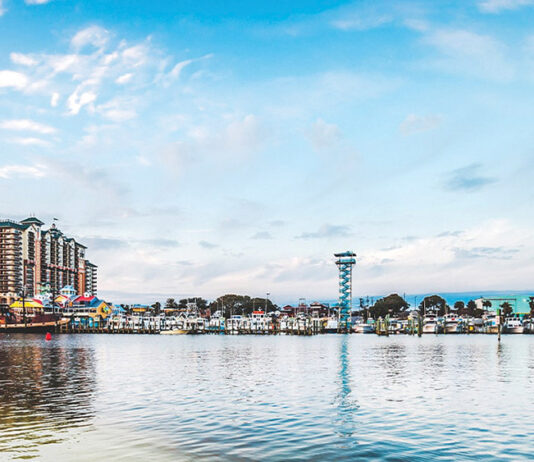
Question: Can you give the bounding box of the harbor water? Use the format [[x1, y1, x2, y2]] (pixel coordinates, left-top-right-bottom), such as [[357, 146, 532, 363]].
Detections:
[[1, 334, 534, 461]]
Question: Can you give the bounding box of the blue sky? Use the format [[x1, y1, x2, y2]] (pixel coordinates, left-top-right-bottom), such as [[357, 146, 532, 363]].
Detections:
[[1, 0, 533, 304]]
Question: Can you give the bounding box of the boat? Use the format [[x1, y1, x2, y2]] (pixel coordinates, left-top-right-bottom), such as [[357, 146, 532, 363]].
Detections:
[[524, 320, 534, 334], [324, 318, 338, 333], [0, 298, 67, 333], [160, 329, 189, 335], [422, 313, 438, 334], [483, 313, 499, 334], [352, 319, 375, 334], [443, 313, 462, 334], [502, 318, 524, 334]]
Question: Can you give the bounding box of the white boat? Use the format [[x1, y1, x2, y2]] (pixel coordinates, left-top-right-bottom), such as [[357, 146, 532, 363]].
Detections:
[[503, 318, 524, 334], [524, 320, 534, 334], [422, 313, 438, 334], [160, 329, 188, 335], [443, 313, 462, 334], [352, 320, 375, 334], [324, 318, 338, 333], [483, 314, 499, 334]]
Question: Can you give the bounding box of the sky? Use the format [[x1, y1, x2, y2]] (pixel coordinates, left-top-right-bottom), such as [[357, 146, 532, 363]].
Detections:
[[1, 0, 533, 305]]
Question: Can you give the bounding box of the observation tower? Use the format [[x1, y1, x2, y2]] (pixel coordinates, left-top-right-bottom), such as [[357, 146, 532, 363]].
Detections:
[[335, 251, 357, 332]]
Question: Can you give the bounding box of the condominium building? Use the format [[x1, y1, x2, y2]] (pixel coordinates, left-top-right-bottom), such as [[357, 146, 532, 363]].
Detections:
[[0, 217, 97, 308]]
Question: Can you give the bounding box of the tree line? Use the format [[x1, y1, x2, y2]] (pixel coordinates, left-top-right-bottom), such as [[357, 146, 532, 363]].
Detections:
[[359, 294, 534, 319], [118, 294, 279, 317]]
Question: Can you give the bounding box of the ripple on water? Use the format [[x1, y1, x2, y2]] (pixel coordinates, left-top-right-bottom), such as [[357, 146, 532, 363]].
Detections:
[[1, 334, 534, 460]]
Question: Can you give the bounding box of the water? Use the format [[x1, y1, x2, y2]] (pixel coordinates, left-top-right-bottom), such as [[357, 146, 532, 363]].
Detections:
[[1, 334, 534, 461]]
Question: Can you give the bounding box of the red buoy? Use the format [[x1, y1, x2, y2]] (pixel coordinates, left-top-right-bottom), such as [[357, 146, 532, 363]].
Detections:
[[45, 332, 52, 341]]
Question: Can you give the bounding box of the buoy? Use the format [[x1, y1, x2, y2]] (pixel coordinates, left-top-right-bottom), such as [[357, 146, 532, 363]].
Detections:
[[45, 332, 52, 341]]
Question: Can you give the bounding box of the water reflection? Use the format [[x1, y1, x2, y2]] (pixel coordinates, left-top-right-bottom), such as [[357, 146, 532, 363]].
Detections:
[[333, 336, 358, 446], [0, 334, 95, 459]]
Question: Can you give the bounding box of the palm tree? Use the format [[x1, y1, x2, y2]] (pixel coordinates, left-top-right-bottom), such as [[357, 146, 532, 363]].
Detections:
[[529, 297, 534, 319], [500, 302, 513, 317]]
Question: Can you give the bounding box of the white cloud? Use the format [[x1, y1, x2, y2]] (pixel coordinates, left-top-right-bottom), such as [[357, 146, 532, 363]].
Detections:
[[169, 58, 195, 79], [115, 73, 133, 84], [0, 0, 5, 16], [25, 0, 52, 4], [331, 14, 391, 31], [161, 114, 266, 173], [423, 29, 514, 81], [164, 53, 213, 84], [121, 44, 149, 68], [71, 25, 110, 50], [50, 92, 60, 107], [0, 119, 56, 134], [136, 156, 151, 166], [10, 53, 38, 66], [0, 70, 28, 89], [96, 99, 137, 121], [67, 88, 97, 115], [399, 114, 441, 136], [0, 164, 48, 179], [307, 118, 342, 150], [478, 0, 534, 13], [8, 137, 52, 147]]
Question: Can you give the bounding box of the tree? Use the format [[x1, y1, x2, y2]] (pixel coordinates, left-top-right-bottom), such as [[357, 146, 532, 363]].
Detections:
[[209, 294, 278, 318], [454, 301, 465, 315], [165, 298, 178, 310], [419, 295, 448, 316], [466, 300, 483, 318], [151, 302, 161, 315], [369, 294, 409, 319], [178, 298, 208, 311], [500, 302, 513, 317], [482, 300, 492, 310], [529, 297, 534, 318]]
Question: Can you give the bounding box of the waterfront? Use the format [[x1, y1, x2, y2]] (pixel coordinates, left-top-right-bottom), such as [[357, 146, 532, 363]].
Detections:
[[1, 335, 534, 460]]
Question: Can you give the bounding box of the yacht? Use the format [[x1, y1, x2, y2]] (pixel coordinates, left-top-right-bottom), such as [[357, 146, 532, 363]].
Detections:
[[503, 318, 524, 334], [324, 318, 338, 333], [483, 313, 499, 334], [422, 313, 438, 334], [443, 313, 462, 334], [352, 319, 375, 334]]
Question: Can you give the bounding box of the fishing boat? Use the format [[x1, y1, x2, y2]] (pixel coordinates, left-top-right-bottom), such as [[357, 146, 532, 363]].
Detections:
[[502, 318, 524, 334]]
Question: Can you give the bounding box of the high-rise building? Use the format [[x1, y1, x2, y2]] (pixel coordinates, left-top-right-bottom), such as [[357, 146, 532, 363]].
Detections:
[[0, 217, 97, 309]]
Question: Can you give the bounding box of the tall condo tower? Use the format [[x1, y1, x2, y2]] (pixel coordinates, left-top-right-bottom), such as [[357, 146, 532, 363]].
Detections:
[[335, 251, 357, 332]]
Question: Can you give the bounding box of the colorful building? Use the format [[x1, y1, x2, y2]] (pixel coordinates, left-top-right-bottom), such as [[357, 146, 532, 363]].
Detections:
[[0, 217, 97, 309]]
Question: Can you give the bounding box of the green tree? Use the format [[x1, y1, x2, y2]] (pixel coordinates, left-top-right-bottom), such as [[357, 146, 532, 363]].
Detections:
[[151, 302, 161, 315], [454, 301, 465, 315], [466, 300, 483, 317], [500, 302, 513, 317], [165, 298, 178, 310], [178, 298, 208, 310], [369, 293, 409, 319], [419, 295, 449, 316], [529, 297, 534, 318], [209, 294, 278, 318]]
